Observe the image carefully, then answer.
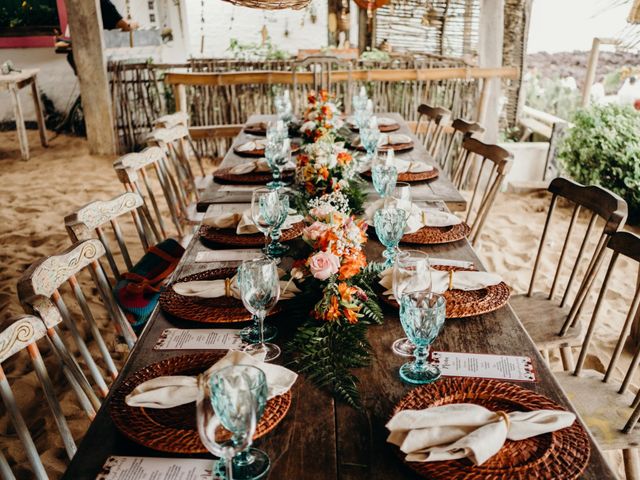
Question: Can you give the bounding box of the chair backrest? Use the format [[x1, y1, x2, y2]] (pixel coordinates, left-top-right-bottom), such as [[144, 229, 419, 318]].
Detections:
[[0, 315, 79, 479], [441, 118, 485, 178], [572, 231, 640, 433], [153, 111, 190, 129], [114, 146, 185, 239], [292, 56, 353, 111], [415, 104, 452, 159], [18, 240, 136, 397], [65, 192, 159, 282], [457, 137, 513, 245], [526, 177, 628, 335]]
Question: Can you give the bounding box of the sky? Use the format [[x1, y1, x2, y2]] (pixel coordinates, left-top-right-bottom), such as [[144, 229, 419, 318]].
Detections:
[[527, 0, 632, 53]]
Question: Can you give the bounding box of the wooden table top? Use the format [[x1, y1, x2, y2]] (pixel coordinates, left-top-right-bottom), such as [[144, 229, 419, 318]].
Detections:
[[0, 68, 39, 89], [63, 199, 615, 479], [197, 113, 468, 213]]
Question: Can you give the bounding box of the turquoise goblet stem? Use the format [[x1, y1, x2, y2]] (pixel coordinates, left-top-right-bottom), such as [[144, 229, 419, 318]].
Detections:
[[382, 245, 399, 267]]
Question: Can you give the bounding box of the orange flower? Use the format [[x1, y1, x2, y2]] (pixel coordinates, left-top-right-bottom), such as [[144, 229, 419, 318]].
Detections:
[[343, 307, 360, 324], [319, 89, 329, 102], [323, 295, 341, 321], [319, 166, 329, 180], [337, 282, 355, 303], [307, 94, 316, 104], [321, 105, 333, 120], [339, 251, 367, 279], [337, 151, 352, 166]]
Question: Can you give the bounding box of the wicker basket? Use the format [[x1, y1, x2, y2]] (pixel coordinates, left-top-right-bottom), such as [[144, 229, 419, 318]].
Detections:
[[221, 0, 310, 10]]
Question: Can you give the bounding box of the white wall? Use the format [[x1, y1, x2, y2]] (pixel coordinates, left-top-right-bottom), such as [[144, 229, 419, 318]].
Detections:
[[186, 0, 353, 58]]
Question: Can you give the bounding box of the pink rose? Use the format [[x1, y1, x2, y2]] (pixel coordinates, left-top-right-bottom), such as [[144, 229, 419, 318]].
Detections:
[[308, 251, 340, 281], [303, 221, 329, 242]]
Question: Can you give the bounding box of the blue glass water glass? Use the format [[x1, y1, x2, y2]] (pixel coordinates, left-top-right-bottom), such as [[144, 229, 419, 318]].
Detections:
[[251, 188, 290, 258], [374, 207, 408, 267], [267, 139, 291, 190], [372, 162, 398, 198], [398, 292, 446, 384], [238, 258, 281, 361], [197, 366, 259, 480], [360, 126, 381, 162]]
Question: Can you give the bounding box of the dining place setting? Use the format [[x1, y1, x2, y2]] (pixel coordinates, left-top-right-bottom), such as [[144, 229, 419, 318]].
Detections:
[[48, 87, 610, 480]]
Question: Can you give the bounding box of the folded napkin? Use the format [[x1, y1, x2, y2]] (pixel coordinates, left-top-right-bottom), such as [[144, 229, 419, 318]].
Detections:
[[236, 140, 267, 152], [125, 350, 298, 409], [172, 274, 301, 300], [202, 209, 304, 235], [379, 266, 502, 296], [365, 199, 460, 234], [375, 117, 398, 127], [379, 133, 413, 146], [387, 403, 576, 465], [228, 159, 296, 175]]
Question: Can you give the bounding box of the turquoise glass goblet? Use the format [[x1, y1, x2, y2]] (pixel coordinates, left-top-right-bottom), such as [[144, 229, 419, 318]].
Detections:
[[372, 161, 398, 198], [398, 292, 446, 385], [374, 207, 408, 267]]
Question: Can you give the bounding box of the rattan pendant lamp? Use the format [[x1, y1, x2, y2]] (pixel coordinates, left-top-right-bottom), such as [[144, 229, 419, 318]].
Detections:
[[220, 0, 311, 10]]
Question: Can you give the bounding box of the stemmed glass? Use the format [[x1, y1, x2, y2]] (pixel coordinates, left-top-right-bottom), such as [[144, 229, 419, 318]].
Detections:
[[393, 182, 412, 202], [251, 188, 290, 258], [392, 250, 431, 357], [374, 206, 408, 267], [398, 292, 446, 384], [352, 86, 368, 114], [197, 365, 267, 480], [265, 138, 291, 190], [238, 257, 281, 361], [360, 122, 381, 163], [354, 99, 374, 130], [275, 90, 293, 124], [372, 155, 398, 199]]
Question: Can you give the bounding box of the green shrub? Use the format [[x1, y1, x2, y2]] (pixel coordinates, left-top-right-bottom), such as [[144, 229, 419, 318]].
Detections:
[[558, 104, 640, 222]]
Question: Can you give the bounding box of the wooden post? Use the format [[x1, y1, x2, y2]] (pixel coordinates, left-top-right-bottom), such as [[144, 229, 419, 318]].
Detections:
[[328, 0, 339, 46], [582, 37, 601, 108], [358, 7, 375, 52], [66, 0, 117, 155], [478, 0, 504, 143]]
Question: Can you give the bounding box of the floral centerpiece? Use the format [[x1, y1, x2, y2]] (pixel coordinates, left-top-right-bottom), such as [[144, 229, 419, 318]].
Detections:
[[299, 89, 343, 144], [287, 191, 383, 408]]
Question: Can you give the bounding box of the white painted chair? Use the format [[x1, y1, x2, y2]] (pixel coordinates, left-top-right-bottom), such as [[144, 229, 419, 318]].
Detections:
[[510, 178, 628, 369], [114, 146, 192, 240], [0, 314, 89, 479], [554, 231, 640, 479], [455, 137, 513, 245], [65, 192, 159, 282], [18, 240, 136, 399]]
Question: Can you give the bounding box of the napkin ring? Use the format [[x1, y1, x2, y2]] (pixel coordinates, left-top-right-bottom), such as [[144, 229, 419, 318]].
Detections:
[[224, 278, 232, 297], [448, 270, 454, 291], [495, 410, 511, 430]]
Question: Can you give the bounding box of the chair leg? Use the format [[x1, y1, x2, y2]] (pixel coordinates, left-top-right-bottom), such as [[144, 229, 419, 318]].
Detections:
[[541, 349, 551, 366], [560, 347, 575, 371], [623, 448, 640, 480]]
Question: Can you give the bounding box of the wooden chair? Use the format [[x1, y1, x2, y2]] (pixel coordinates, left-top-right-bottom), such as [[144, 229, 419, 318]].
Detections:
[[292, 55, 353, 112], [65, 192, 159, 282], [440, 118, 484, 179], [114, 146, 193, 240], [510, 178, 628, 370], [554, 231, 640, 479], [456, 137, 513, 245], [415, 104, 452, 159], [18, 240, 136, 398], [0, 314, 92, 478]]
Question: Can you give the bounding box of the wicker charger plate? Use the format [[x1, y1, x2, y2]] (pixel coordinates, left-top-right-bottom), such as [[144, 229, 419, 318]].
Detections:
[[361, 167, 440, 183], [379, 265, 511, 319], [213, 167, 294, 185], [159, 268, 283, 323], [391, 377, 590, 480], [199, 221, 304, 248], [110, 353, 292, 454], [401, 222, 471, 245], [234, 142, 301, 158], [349, 122, 400, 133], [354, 142, 414, 154], [244, 123, 267, 135]]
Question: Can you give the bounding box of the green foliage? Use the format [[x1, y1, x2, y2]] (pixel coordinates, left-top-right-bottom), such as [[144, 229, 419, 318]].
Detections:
[[524, 74, 581, 121], [227, 38, 290, 61], [0, 0, 58, 30], [359, 48, 391, 63], [287, 319, 371, 410], [558, 104, 640, 221], [342, 178, 367, 215]]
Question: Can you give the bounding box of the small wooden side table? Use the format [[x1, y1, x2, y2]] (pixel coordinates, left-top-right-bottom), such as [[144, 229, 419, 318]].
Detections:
[[0, 68, 48, 160]]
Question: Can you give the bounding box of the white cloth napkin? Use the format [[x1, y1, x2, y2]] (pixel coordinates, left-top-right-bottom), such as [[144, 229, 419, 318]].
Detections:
[[375, 117, 398, 127], [228, 159, 296, 175], [365, 199, 461, 234], [379, 267, 502, 296], [172, 274, 301, 300], [202, 209, 304, 235], [125, 350, 298, 409], [387, 403, 576, 465], [236, 140, 267, 152], [379, 133, 412, 146]]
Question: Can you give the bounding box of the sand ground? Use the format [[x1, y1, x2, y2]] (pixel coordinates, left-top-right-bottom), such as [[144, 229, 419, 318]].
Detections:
[[0, 130, 638, 478]]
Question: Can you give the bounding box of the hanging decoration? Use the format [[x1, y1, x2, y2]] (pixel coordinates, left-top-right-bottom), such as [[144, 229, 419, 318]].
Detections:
[[309, 4, 318, 23], [220, 0, 311, 11], [353, 0, 391, 18]]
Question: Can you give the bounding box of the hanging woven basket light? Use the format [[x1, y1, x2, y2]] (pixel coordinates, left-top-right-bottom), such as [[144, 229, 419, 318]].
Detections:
[[220, 0, 311, 10], [353, 0, 391, 18]]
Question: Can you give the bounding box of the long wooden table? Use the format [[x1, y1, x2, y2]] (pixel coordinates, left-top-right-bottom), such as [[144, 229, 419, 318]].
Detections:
[[197, 113, 467, 213], [63, 129, 615, 480]]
